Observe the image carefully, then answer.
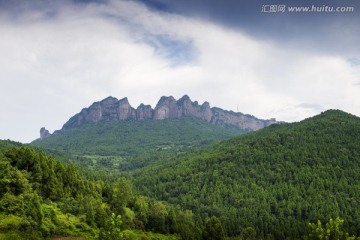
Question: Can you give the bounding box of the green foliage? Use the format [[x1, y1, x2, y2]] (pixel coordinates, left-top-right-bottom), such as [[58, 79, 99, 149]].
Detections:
[[0, 139, 22, 155], [0, 214, 22, 231], [6, 110, 360, 239], [132, 110, 360, 238], [121, 229, 180, 240], [307, 217, 359, 240], [99, 213, 123, 240], [240, 227, 257, 240], [110, 178, 133, 214], [31, 117, 243, 171], [148, 201, 168, 233], [203, 216, 225, 240], [0, 146, 203, 239]]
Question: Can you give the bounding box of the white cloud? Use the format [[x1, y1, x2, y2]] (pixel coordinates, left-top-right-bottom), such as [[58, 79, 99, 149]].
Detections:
[[0, 0, 359, 142]]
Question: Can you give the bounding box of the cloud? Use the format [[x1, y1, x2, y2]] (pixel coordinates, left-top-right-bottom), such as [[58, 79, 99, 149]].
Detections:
[[141, 0, 360, 57], [297, 103, 325, 111], [142, 34, 196, 65], [348, 57, 360, 67], [0, 0, 359, 142]]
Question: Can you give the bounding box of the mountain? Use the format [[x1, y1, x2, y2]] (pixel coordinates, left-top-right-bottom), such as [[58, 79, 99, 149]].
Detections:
[[32, 117, 247, 171], [131, 110, 360, 239], [32, 95, 276, 170], [55, 95, 276, 132], [2, 111, 359, 239]]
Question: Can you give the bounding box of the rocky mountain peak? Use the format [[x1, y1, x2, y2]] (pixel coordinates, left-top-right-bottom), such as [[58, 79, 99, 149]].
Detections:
[[40, 127, 51, 140], [43, 95, 277, 138], [101, 96, 118, 104], [177, 94, 191, 103], [118, 97, 136, 120]]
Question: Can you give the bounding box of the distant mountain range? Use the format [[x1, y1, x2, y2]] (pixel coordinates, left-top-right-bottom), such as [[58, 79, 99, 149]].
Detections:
[[40, 95, 276, 139]]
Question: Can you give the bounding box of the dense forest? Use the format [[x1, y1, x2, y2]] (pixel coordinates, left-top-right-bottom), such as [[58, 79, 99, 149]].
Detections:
[[0, 144, 216, 239], [32, 117, 243, 171], [2, 110, 360, 239], [131, 110, 360, 239]]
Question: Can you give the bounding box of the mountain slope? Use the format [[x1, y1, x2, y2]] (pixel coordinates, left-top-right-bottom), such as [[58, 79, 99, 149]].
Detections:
[[131, 110, 360, 239], [32, 117, 244, 170], [32, 95, 276, 171], [0, 139, 22, 154], [0, 146, 207, 240]]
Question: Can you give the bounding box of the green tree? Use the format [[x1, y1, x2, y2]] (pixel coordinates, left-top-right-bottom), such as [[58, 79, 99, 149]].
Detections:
[[99, 213, 123, 240], [110, 178, 133, 214], [148, 201, 168, 233], [307, 217, 358, 240], [241, 227, 256, 240], [132, 195, 149, 229], [202, 216, 225, 240]]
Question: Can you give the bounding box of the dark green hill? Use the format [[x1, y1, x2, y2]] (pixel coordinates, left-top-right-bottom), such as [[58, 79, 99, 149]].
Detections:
[[31, 117, 244, 171], [0, 139, 22, 154], [131, 110, 360, 239]]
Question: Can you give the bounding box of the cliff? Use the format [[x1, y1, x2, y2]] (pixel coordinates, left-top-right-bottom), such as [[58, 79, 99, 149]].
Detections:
[[59, 95, 276, 132]]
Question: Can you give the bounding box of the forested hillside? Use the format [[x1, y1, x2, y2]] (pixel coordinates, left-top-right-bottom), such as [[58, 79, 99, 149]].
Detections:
[[2, 110, 360, 240], [131, 110, 360, 239], [32, 117, 243, 171], [0, 144, 213, 240], [0, 140, 22, 154]]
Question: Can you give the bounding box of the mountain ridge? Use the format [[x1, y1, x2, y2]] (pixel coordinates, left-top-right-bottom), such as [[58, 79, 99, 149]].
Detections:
[[131, 109, 360, 238], [41, 95, 276, 138]]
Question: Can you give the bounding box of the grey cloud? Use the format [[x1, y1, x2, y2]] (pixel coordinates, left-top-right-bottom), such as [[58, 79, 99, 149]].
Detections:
[[297, 103, 325, 112], [1, 0, 359, 142], [139, 0, 360, 56]]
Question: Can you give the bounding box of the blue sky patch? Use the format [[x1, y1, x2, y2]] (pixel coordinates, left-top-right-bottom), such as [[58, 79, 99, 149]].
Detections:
[[144, 34, 197, 66]]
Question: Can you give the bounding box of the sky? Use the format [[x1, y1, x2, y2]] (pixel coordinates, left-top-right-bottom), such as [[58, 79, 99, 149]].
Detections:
[[0, 0, 359, 143]]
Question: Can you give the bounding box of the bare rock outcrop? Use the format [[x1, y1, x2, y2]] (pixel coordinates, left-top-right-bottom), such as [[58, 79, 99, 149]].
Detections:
[[211, 108, 275, 131], [60, 95, 277, 131], [118, 97, 136, 120], [40, 127, 51, 140], [136, 104, 153, 120]]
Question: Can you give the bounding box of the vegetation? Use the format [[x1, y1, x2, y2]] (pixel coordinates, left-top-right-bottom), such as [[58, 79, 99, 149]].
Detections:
[[0, 139, 22, 154], [0, 145, 205, 239], [2, 109, 360, 239], [32, 117, 243, 171], [306, 217, 359, 240], [131, 110, 360, 239]]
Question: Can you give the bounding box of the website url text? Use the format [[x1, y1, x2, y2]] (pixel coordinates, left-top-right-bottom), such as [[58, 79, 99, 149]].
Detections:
[[261, 5, 355, 13]]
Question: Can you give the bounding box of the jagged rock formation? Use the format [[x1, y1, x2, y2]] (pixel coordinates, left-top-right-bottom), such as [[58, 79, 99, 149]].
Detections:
[[59, 95, 276, 132], [40, 127, 51, 140], [153, 95, 212, 121]]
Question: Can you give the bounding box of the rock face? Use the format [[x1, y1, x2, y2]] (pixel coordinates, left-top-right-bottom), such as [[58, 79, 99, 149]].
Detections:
[[40, 127, 51, 140], [60, 95, 276, 132], [136, 104, 153, 120], [211, 108, 275, 131]]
